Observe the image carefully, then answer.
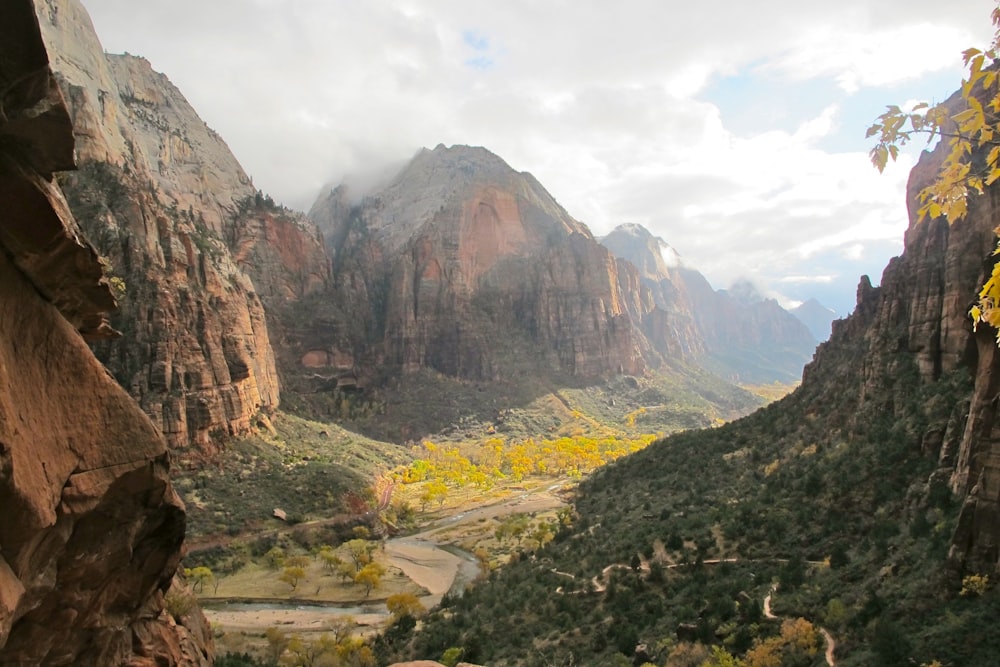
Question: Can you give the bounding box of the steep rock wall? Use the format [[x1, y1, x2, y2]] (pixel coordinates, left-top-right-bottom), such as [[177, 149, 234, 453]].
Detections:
[[600, 223, 816, 383], [797, 120, 1000, 573], [0, 2, 209, 663], [310, 145, 645, 382], [35, 0, 330, 450]]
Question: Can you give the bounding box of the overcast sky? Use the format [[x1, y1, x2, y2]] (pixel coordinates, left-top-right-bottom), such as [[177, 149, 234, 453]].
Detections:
[[78, 0, 996, 315]]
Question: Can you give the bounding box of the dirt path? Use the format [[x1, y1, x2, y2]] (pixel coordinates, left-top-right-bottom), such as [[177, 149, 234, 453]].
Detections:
[[765, 586, 836, 666]]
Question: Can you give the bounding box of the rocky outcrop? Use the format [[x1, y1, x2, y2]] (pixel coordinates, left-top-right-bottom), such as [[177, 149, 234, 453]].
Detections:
[[309, 145, 645, 382], [599, 223, 705, 361], [35, 0, 330, 450], [790, 90, 1000, 573], [0, 1, 209, 663]]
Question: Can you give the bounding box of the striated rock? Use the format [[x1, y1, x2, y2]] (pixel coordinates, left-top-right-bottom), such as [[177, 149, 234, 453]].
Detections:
[[601, 223, 817, 383], [36, 0, 252, 232], [600, 223, 706, 361], [35, 0, 330, 450], [793, 85, 1000, 573], [0, 2, 209, 663], [309, 145, 645, 382]]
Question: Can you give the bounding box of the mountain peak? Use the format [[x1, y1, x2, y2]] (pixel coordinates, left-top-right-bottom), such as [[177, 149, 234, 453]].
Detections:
[[312, 144, 590, 254], [790, 298, 837, 341], [413, 143, 515, 176], [600, 222, 683, 281], [724, 279, 766, 304]]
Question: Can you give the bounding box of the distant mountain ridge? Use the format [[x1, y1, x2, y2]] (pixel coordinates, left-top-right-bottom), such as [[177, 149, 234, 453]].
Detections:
[[599, 223, 818, 383], [39, 0, 816, 447], [790, 297, 838, 341]]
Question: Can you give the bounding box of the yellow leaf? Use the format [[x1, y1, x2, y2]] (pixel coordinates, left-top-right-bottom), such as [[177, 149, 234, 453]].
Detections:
[[953, 108, 978, 124], [963, 47, 983, 65]]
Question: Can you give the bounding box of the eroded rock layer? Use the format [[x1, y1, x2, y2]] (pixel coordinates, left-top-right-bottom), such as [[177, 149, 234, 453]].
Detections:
[[0, 1, 209, 663], [792, 111, 1000, 573], [309, 145, 646, 383], [34, 0, 331, 450]]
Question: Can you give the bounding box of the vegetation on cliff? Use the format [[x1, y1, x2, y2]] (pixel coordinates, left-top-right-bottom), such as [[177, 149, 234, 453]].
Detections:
[[389, 363, 996, 666]]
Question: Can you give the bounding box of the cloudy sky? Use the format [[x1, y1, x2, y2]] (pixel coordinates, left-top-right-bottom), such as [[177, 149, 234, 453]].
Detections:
[[79, 0, 996, 315]]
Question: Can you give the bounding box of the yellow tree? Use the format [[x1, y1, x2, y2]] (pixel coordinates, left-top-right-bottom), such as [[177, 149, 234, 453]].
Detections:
[[264, 626, 289, 664], [386, 592, 426, 620], [183, 566, 213, 594], [279, 565, 306, 591], [869, 6, 1000, 337], [354, 563, 384, 597]]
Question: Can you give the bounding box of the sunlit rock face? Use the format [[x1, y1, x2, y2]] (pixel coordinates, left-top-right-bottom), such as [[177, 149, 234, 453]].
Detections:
[[36, 0, 330, 451], [791, 85, 1000, 574], [0, 1, 210, 663], [601, 223, 818, 383], [310, 144, 646, 381]]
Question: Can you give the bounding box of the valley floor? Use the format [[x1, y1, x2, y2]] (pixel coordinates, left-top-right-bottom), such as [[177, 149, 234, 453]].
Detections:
[[204, 477, 571, 655]]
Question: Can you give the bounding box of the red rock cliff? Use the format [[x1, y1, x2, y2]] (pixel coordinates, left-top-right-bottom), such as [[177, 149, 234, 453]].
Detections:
[[0, 2, 210, 663], [309, 145, 645, 382], [35, 0, 330, 451]]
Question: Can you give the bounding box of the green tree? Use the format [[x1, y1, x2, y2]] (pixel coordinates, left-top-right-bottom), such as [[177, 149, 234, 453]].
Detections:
[[264, 546, 286, 570], [824, 597, 847, 629], [440, 647, 464, 667], [699, 645, 741, 667]]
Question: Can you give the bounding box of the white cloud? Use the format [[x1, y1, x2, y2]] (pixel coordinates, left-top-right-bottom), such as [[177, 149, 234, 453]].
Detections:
[[76, 0, 998, 314], [777, 275, 837, 284], [764, 22, 978, 93]]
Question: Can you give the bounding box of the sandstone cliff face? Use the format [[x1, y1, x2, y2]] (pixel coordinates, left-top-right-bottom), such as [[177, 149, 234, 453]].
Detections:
[[0, 2, 209, 663], [793, 116, 1000, 572], [309, 145, 645, 382], [600, 223, 817, 383], [600, 224, 706, 361], [36, 0, 330, 450]]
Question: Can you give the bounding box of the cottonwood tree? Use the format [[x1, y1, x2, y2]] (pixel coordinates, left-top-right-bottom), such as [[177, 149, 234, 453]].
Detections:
[[386, 592, 425, 620], [279, 565, 306, 590], [345, 538, 375, 571], [354, 563, 384, 597], [869, 6, 1000, 338], [183, 566, 213, 594]]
